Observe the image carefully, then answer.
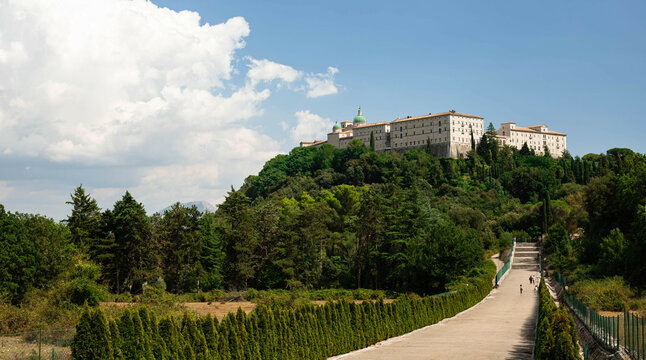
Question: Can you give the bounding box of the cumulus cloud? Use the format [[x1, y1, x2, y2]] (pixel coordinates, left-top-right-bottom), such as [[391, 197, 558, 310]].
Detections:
[[0, 0, 341, 218], [291, 110, 331, 142], [305, 67, 339, 98], [246, 58, 302, 86]]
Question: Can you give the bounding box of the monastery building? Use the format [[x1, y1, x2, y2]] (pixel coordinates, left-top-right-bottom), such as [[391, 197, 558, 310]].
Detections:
[[301, 108, 567, 159]]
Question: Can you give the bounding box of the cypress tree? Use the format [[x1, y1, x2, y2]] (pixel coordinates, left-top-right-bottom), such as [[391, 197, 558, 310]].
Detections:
[[149, 312, 169, 360], [223, 315, 243, 360], [234, 308, 248, 359], [138, 307, 156, 360], [159, 316, 185, 360], [181, 313, 209, 360], [117, 309, 140, 360], [200, 314, 219, 359], [109, 319, 124, 360], [217, 329, 232, 360], [92, 308, 115, 360], [132, 310, 154, 360], [369, 131, 375, 152], [71, 308, 93, 360], [183, 341, 196, 360], [245, 313, 261, 360], [71, 307, 113, 360]]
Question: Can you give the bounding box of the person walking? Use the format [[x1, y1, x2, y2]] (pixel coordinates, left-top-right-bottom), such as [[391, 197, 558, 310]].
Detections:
[[534, 285, 538, 295], [520, 284, 523, 294]]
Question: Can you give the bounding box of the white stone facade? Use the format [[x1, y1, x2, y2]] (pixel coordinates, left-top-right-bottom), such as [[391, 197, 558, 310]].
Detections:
[[496, 122, 567, 158], [301, 109, 567, 159]]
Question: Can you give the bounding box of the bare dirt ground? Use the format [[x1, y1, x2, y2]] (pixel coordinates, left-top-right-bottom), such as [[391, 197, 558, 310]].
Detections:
[[101, 298, 395, 320], [181, 301, 256, 319]]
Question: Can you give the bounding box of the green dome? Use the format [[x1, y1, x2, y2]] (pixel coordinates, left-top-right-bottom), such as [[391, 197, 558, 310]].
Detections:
[[333, 122, 341, 131], [353, 107, 367, 124]]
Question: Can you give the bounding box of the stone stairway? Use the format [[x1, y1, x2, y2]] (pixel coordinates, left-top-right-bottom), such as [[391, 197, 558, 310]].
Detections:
[[512, 242, 541, 271]]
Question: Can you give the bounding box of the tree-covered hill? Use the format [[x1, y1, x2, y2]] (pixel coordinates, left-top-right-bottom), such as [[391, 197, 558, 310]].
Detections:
[[2, 133, 645, 332]]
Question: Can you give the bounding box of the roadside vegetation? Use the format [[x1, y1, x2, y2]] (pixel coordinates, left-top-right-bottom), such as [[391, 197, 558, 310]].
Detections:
[[2, 124, 645, 335]]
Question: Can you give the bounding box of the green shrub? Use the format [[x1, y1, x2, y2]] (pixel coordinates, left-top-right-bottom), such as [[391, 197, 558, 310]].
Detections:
[[569, 276, 632, 312], [68, 278, 107, 306], [71, 262, 496, 359], [534, 278, 580, 360]]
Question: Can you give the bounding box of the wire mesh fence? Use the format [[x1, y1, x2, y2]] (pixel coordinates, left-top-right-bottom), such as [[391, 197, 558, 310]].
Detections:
[[0, 329, 74, 360], [556, 272, 645, 360]]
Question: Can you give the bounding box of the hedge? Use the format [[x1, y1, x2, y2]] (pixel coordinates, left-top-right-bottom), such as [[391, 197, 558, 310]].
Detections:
[[534, 277, 580, 360], [72, 264, 495, 360]]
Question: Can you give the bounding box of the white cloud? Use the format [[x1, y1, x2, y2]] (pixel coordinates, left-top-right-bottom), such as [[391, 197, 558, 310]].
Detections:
[[246, 58, 302, 85], [0, 0, 343, 219], [305, 67, 339, 98], [291, 110, 331, 142]]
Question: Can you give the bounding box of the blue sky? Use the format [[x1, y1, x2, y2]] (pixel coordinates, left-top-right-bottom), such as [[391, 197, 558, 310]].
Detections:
[[1, 0, 645, 220], [155, 0, 646, 154]]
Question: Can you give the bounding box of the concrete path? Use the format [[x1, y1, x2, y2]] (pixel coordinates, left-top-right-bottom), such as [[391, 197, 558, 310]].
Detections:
[[332, 243, 541, 360]]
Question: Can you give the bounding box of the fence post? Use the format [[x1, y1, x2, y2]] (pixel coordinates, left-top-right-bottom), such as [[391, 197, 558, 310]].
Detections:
[[38, 328, 42, 360], [584, 343, 588, 360], [616, 315, 619, 349]]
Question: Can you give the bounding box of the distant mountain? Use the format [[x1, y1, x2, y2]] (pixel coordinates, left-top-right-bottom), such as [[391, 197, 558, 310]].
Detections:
[[159, 200, 216, 214]]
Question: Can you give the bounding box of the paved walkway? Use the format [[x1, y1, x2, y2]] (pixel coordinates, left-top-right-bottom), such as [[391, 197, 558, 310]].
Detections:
[[331, 243, 541, 360]]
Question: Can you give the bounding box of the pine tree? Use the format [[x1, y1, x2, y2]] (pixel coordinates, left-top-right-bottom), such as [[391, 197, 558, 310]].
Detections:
[[65, 185, 102, 250], [111, 191, 158, 293], [158, 203, 203, 293]]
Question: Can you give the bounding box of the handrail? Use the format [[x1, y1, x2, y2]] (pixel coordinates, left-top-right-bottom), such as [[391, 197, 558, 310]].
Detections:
[[495, 240, 516, 286]]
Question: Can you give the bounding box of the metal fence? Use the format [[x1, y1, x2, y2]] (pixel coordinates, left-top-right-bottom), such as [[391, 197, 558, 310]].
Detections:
[[555, 272, 645, 360], [495, 241, 515, 286], [0, 329, 74, 360]]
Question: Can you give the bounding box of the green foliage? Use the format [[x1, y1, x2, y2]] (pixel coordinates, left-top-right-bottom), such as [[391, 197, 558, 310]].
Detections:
[[534, 279, 580, 360], [71, 307, 114, 360], [0, 206, 74, 304], [156, 203, 203, 293], [72, 265, 494, 360], [65, 185, 103, 250], [568, 276, 632, 312]]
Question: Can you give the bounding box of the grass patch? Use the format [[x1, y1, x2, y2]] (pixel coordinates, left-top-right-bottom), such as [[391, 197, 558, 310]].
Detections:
[[568, 276, 646, 312]]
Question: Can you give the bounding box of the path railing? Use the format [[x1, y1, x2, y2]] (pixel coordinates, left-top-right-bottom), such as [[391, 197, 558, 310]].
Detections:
[[555, 272, 645, 360], [0, 329, 74, 360], [495, 240, 515, 286]]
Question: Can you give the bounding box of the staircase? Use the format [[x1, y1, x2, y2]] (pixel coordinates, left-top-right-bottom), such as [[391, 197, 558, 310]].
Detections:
[[512, 242, 541, 271]]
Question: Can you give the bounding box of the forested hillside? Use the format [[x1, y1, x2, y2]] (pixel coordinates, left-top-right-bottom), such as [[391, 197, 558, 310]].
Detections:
[[2, 127, 645, 332]]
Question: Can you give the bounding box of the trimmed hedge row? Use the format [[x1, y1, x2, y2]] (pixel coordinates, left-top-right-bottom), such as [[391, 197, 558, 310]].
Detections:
[[534, 277, 580, 360], [72, 266, 494, 360]]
